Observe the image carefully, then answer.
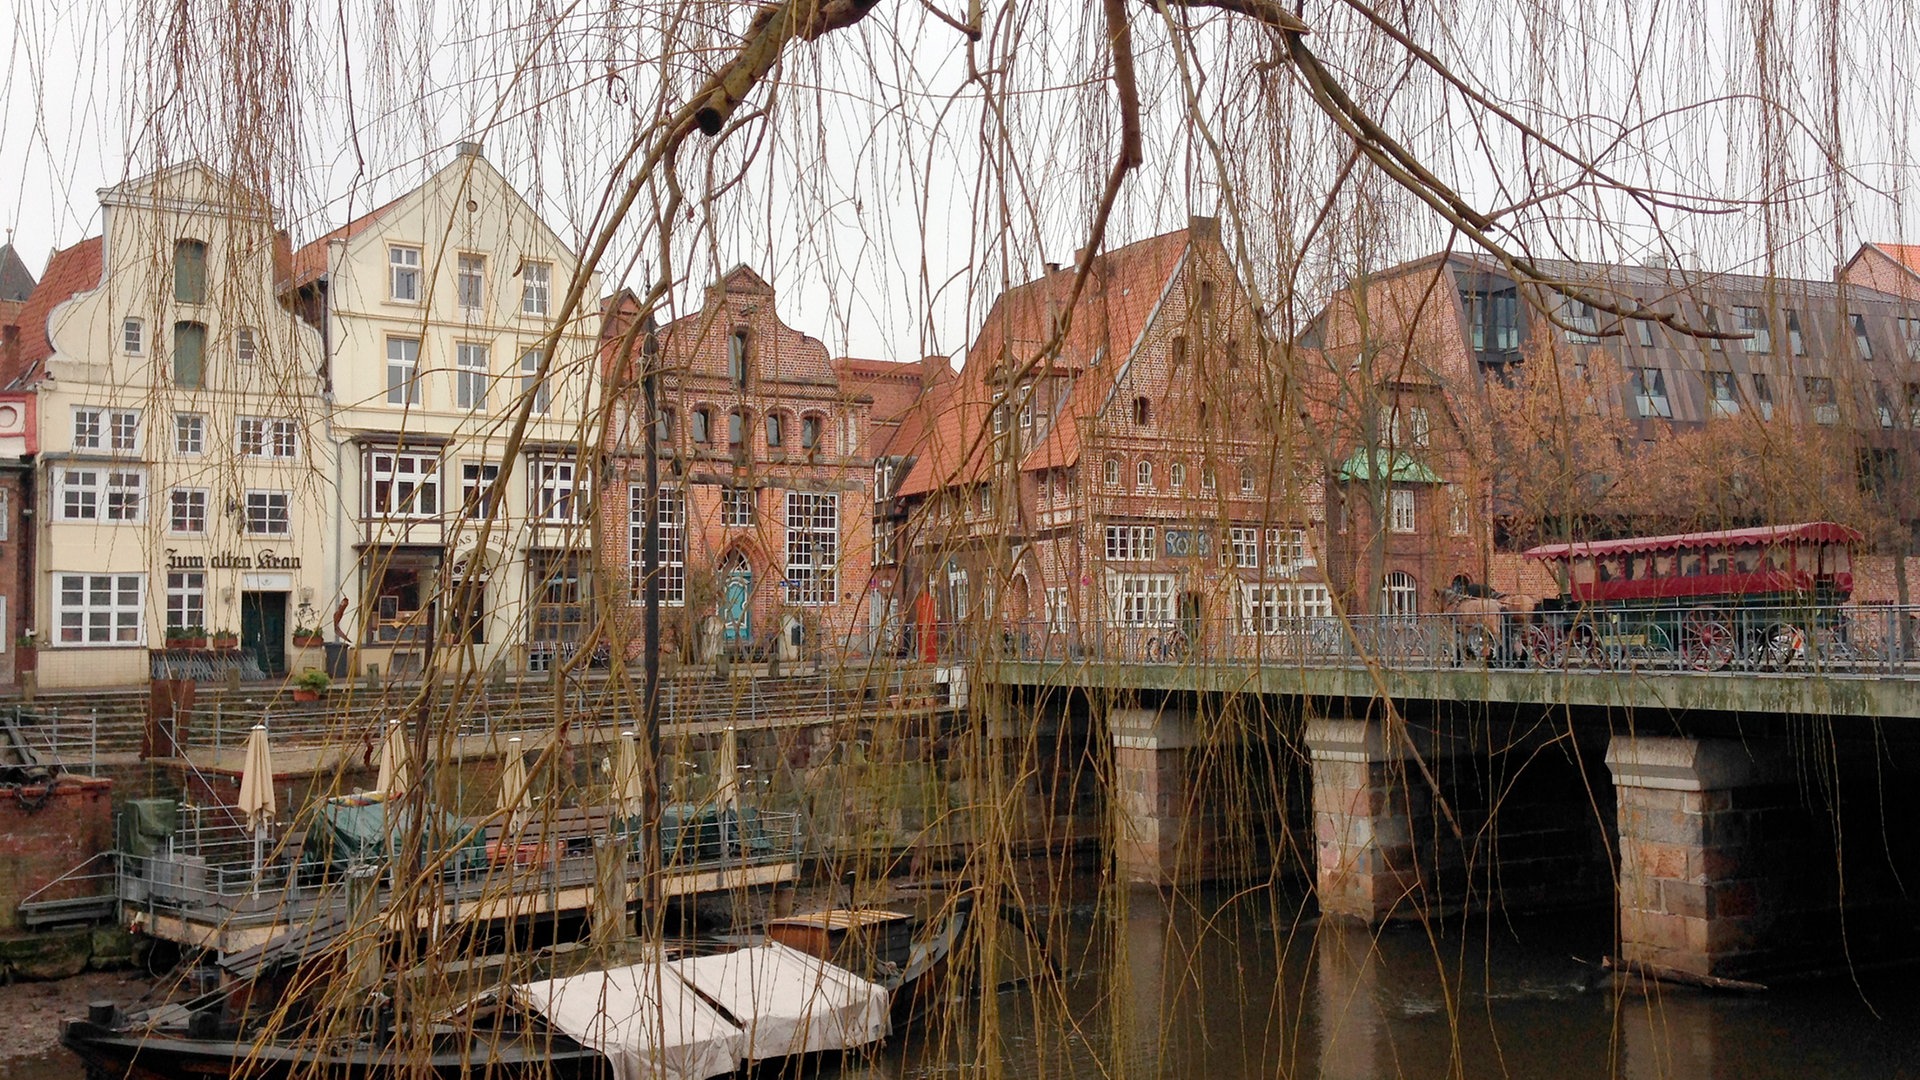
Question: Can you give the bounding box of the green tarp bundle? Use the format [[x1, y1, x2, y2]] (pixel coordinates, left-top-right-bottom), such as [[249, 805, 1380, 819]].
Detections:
[[300, 793, 484, 874]]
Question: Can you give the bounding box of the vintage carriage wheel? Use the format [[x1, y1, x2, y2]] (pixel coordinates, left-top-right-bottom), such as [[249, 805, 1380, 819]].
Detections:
[[1523, 624, 1558, 668], [1754, 623, 1804, 671], [1681, 609, 1736, 671]]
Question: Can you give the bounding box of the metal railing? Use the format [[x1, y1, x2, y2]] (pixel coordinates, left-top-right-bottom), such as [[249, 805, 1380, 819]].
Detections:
[[9, 706, 100, 774], [183, 677, 843, 753], [118, 804, 805, 929], [935, 603, 1920, 676]]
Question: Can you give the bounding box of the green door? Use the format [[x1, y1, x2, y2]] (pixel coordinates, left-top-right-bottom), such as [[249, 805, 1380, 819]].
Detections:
[[242, 592, 288, 676]]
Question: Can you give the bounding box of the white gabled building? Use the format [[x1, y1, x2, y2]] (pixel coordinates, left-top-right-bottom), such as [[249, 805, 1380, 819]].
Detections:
[[21, 163, 332, 688], [286, 143, 602, 678]]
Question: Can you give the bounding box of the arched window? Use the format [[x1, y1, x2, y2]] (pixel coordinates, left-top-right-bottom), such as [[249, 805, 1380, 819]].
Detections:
[[1135, 460, 1153, 489], [692, 407, 713, 445], [801, 413, 822, 450], [1238, 465, 1256, 495], [1103, 458, 1120, 486], [1201, 468, 1217, 493], [727, 409, 746, 448], [765, 411, 784, 447], [728, 328, 750, 387], [1170, 462, 1186, 490], [174, 240, 207, 304], [1381, 571, 1418, 617], [1132, 396, 1151, 427]]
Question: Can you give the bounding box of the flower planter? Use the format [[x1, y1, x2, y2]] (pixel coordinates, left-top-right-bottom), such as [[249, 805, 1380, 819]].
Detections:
[[292, 688, 319, 703], [169, 637, 207, 650], [292, 634, 326, 649], [211, 636, 239, 650]]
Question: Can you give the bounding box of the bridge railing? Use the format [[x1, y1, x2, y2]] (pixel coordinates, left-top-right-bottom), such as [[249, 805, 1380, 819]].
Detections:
[[940, 603, 1920, 675]]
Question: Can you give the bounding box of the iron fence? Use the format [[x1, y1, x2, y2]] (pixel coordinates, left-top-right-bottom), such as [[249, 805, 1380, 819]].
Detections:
[[937, 603, 1920, 675]]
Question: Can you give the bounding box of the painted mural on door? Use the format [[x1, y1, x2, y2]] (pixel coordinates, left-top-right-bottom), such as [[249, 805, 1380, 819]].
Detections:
[[721, 551, 753, 644]]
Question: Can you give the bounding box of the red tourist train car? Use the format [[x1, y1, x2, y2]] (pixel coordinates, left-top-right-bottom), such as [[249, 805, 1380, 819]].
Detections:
[[1519, 521, 1862, 670]]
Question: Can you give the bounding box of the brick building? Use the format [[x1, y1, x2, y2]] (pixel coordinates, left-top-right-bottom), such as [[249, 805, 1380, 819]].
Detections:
[[892, 218, 1324, 656], [600, 268, 895, 661], [0, 244, 37, 684]]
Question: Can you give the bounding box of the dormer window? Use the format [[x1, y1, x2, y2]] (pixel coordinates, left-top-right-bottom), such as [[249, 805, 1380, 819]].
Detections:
[[173, 240, 207, 304]]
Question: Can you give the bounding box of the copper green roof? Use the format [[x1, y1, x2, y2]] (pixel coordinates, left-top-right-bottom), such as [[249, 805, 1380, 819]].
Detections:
[[1336, 449, 1444, 484]]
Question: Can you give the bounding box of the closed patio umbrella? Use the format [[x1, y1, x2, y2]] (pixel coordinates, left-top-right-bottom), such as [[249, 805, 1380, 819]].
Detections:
[[237, 723, 276, 895], [376, 719, 411, 795], [714, 726, 740, 814], [612, 731, 644, 833], [500, 735, 530, 838]]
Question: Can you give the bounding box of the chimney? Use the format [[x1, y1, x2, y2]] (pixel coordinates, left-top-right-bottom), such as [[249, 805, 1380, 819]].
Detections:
[[457, 140, 485, 159], [1188, 215, 1220, 241], [1044, 261, 1061, 274]]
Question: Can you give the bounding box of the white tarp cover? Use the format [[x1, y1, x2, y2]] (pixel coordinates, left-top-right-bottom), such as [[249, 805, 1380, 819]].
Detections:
[[669, 942, 892, 1061], [513, 961, 746, 1080]]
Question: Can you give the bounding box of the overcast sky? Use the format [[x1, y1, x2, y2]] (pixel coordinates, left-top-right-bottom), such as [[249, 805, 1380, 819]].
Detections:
[[4, 0, 1916, 361]]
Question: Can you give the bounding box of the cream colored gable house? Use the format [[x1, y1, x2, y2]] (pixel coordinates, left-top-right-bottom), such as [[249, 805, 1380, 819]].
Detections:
[[32, 162, 331, 688], [287, 144, 602, 677]]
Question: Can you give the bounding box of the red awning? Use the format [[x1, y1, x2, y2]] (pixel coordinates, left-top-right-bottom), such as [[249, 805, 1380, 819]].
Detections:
[[1522, 521, 1862, 561]]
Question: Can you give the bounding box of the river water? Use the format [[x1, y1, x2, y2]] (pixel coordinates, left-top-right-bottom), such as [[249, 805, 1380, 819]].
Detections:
[[8, 884, 1916, 1079]]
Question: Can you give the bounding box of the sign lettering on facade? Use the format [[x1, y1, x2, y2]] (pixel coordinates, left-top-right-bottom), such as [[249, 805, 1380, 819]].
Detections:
[[165, 548, 303, 571]]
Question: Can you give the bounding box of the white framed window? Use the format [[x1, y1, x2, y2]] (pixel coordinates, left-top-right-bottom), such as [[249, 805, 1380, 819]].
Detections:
[[0, 488, 8, 541], [1170, 462, 1186, 490], [57, 468, 100, 521], [238, 417, 298, 459], [122, 318, 144, 355], [992, 400, 1006, 435], [1103, 524, 1156, 562], [64, 470, 145, 523], [56, 573, 143, 646], [1381, 571, 1418, 616], [461, 462, 500, 519], [1107, 573, 1175, 625], [1239, 466, 1256, 496], [519, 349, 549, 415], [722, 486, 755, 527], [1045, 586, 1071, 633], [1241, 582, 1334, 633], [386, 337, 420, 405], [1409, 406, 1431, 448], [873, 459, 893, 501], [1378, 406, 1402, 447], [1103, 459, 1120, 486], [457, 253, 486, 310], [1265, 527, 1313, 571], [521, 261, 552, 315], [389, 245, 421, 302], [976, 486, 992, 515], [533, 457, 586, 523], [1018, 394, 1033, 429], [174, 413, 204, 455], [1201, 469, 1217, 493], [110, 410, 139, 452], [168, 488, 208, 534], [368, 450, 440, 518], [628, 485, 687, 605], [456, 343, 490, 411], [1447, 484, 1471, 536], [1135, 460, 1153, 489], [948, 566, 970, 617], [1228, 526, 1260, 569], [234, 327, 257, 364], [785, 492, 839, 606], [244, 490, 290, 535], [165, 571, 205, 632], [1389, 488, 1415, 533]]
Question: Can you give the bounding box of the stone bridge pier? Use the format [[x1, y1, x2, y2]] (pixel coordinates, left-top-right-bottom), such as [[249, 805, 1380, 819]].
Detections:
[[1607, 733, 1920, 983]]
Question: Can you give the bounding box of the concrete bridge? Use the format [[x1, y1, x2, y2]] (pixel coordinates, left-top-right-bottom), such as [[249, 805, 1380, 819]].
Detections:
[[964, 605, 1920, 989]]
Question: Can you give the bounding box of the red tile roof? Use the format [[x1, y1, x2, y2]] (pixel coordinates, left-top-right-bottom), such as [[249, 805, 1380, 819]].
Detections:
[[834, 356, 926, 424], [1868, 243, 1920, 275], [286, 193, 408, 288], [895, 227, 1193, 497], [8, 237, 102, 386]]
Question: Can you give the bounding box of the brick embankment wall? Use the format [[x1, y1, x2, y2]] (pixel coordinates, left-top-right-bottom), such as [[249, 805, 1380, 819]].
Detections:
[[0, 776, 113, 933]]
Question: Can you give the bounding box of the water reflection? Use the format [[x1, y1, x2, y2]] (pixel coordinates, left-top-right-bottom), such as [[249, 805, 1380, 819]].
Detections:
[[9, 884, 1917, 1080]]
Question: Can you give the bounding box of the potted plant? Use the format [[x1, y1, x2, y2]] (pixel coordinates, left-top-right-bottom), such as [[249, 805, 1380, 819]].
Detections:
[[166, 625, 207, 649], [210, 628, 239, 649], [291, 669, 330, 703], [291, 624, 326, 648]]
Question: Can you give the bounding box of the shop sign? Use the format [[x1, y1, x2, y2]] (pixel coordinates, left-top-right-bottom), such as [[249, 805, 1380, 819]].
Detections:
[[165, 548, 303, 571]]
